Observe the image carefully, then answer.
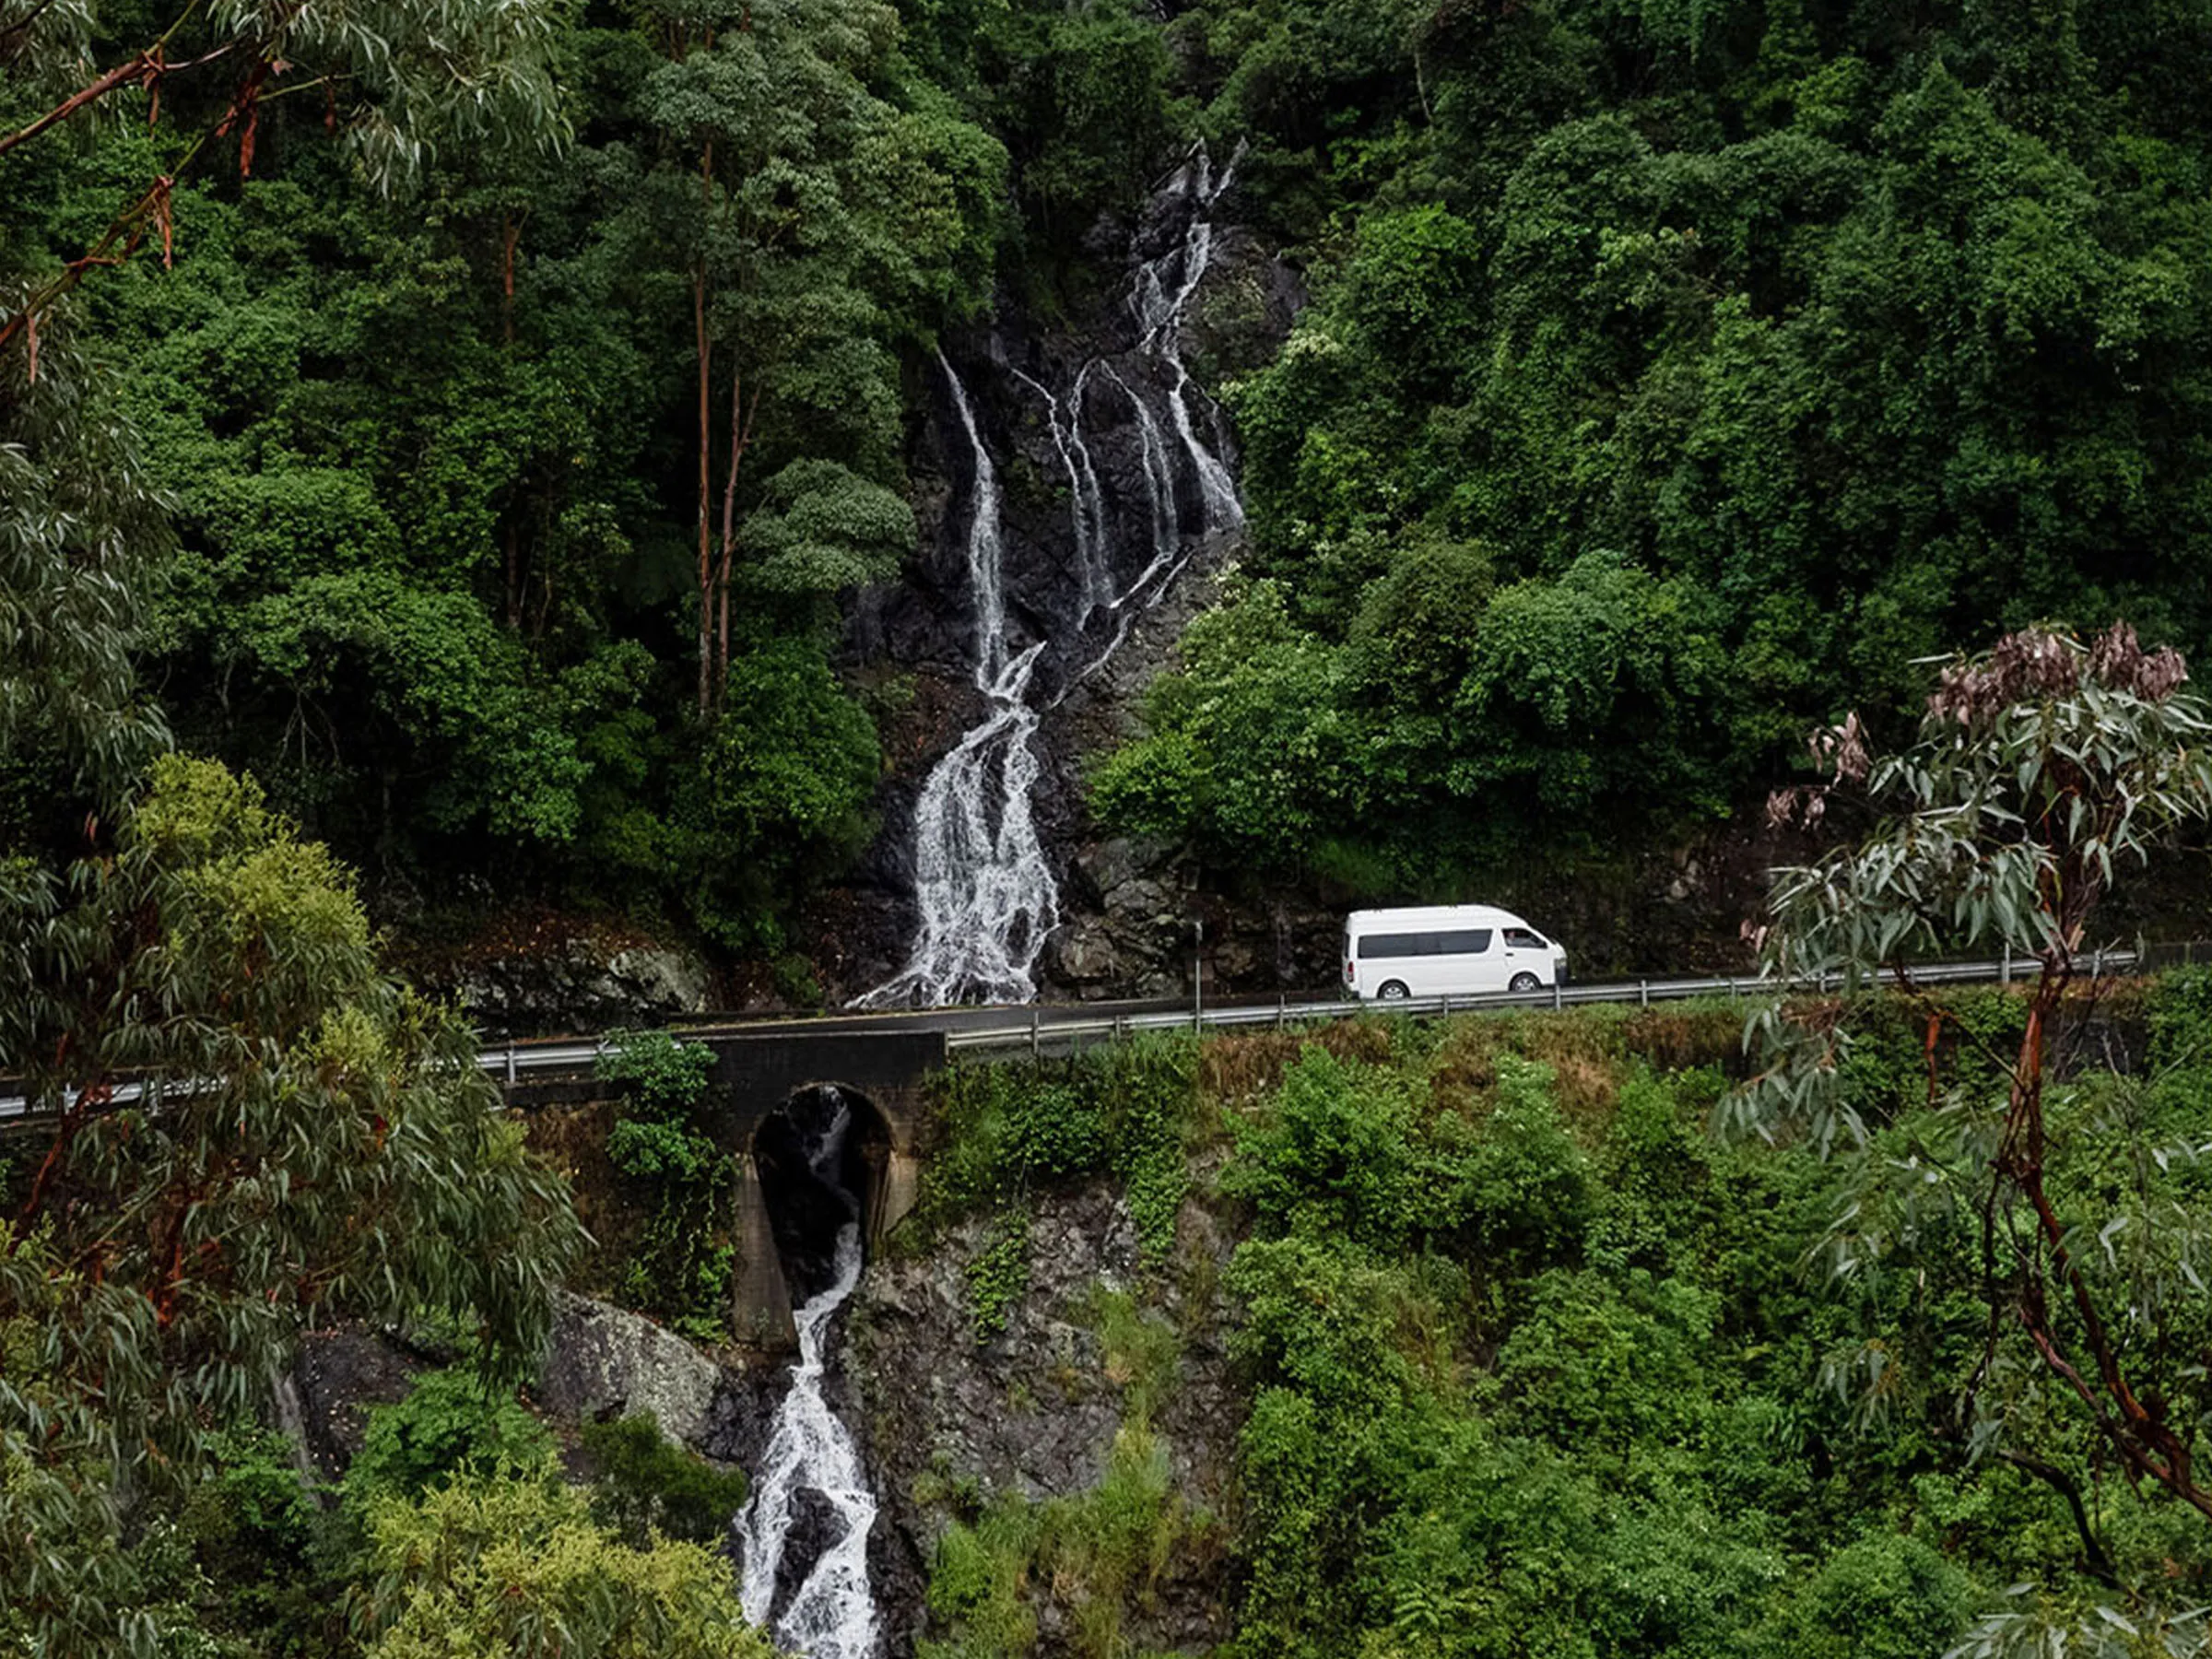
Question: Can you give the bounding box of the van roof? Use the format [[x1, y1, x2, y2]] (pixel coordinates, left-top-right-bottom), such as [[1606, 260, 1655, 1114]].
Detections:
[[1345, 904, 1536, 929]]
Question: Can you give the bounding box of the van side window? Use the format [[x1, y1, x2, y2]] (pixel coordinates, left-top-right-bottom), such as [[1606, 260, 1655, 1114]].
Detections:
[[1503, 927, 1547, 949], [1438, 930, 1493, 955], [1359, 929, 1493, 959]]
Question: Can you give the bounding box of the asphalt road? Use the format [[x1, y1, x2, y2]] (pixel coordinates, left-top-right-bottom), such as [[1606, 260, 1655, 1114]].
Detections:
[[0, 951, 2135, 1119]]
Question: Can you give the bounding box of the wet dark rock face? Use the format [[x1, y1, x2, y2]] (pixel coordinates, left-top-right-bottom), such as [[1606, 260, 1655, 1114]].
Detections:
[[822, 158, 1305, 1006]]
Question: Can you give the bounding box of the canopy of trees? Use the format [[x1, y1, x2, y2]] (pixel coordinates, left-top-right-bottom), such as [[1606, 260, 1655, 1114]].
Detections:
[[1101, 0, 2212, 890]]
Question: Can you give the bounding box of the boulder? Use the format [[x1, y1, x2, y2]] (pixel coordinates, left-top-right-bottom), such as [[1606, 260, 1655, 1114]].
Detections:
[[536, 1290, 765, 1461], [290, 1326, 423, 1479], [448, 937, 713, 1037]]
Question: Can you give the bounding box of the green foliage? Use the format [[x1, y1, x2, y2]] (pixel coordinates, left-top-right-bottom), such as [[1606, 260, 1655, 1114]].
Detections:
[[917, 1038, 1200, 1264], [597, 1030, 717, 1127], [0, 316, 171, 825], [579, 1414, 750, 1547], [1758, 1535, 1974, 1659], [0, 756, 584, 1657], [1444, 1056, 1595, 1278], [1185, 999, 2212, 1659], [177, 1429, 350, 1657], [1222, 1047, 1418, 1248], [675, 635, 883, 951], [1100, 0, 2212, 891], [596, 1031, 735, 1341], [922, 1425, 1209, 1659], [6, 0, 995, 956], [357, 1467, 774, 1659], [1735, 630, 2212, 1528], [966, 1208, 1032, 1341], [1083, 1288, 1181, 1430], [1091, 580, 1360, 873], [347, 1367, 558, 1508]]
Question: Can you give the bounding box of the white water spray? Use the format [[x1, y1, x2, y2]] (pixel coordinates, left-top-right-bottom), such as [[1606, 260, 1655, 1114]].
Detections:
[[860, 145, 1246, 1007], [735, 1092, 880, 1659]]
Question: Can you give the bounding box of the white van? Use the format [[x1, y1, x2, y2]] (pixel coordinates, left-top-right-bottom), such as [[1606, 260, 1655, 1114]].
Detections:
[[1342, 905, 1569, 1001]]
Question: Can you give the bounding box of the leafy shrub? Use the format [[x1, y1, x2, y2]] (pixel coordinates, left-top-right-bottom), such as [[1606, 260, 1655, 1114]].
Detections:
[[966, 1209, 1032, 1341], [595, 1030, 716, 1134], [1221, 1047, 1418, 1248], [358, 1467, 772, 1658], [1441, 1055, 1594, 1275], [1004, 1082, 1107, 1178], [1758, 1535, 1973, 1659], [922, 1426, 1208, 1659], [180, 1428, 347, 1655], [596, 1031, 735, 1338], [346, 1366, 555, 1506], [580, 1414, 750, 1547], [916, 1039, 1198, 1266]]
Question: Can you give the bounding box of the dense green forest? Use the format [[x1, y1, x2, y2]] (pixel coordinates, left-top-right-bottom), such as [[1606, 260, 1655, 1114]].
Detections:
[[1096, 0, 2212, 888], [17, 0, 2212, 942]]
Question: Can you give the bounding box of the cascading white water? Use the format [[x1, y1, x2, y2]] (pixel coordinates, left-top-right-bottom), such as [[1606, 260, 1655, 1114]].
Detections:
[[1132, 153, 1245, 534], [1011, 364, 1111, 624], [859, 144, 1245, 1007], [735, 1091, 880, 1659], [857, 357, 1059, 1007]]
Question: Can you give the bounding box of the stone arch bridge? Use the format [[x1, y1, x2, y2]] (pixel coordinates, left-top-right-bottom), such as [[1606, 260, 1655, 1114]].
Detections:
[[511, 1028, 947, 1350]]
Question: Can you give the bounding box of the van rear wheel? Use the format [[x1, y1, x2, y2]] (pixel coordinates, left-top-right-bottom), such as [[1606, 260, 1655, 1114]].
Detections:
[[1509, 971, 1542, 994], [1378, 981, 1410, 1001]]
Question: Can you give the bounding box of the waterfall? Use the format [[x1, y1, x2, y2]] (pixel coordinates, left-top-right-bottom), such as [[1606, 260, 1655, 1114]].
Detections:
[[268, 1371, 321, 1489], [856, 356, 1060, 1008], [859, 143, 1245, 1007], [735, 1090, 881, 1659]]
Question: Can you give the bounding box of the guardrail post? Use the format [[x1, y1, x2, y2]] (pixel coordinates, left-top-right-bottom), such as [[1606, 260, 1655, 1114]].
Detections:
[[1030, 1008, 1041, 1062], [505, 1042, 516, 1089], [1552, 982, 1562, 1011], [1277, 994, 1286, 1031], [1639, 979, 1648, 1007], [2092, 947, 2103, 980], [2001, 942, 2011, 985]]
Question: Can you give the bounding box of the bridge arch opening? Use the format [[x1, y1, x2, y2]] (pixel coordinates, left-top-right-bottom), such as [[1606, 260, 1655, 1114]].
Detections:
[[749, 1085, 895, 1301]]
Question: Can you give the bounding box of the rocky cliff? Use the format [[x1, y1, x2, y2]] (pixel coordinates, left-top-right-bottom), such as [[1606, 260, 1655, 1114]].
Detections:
[[847, 1179, 1244, 1654], [815, 151, 1306, 1008]]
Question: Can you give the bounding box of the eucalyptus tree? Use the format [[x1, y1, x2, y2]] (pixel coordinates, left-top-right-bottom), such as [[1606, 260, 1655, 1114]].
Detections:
[[1733, 625, 2212, 1625], [0, 0, 569, 355], [0, 316, 170, 823], [0, 758, 585, 1656]]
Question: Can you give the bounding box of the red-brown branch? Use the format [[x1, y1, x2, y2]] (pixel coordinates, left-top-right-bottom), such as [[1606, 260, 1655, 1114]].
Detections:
[[0, 50, 162, 159], [1994, 947, 2212, 1518], [14, 1077, 113, 1235]]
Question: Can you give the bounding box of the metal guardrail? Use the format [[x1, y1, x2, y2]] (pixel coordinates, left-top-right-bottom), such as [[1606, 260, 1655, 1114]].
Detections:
[[0, 947, 2147, 1118], [939, 950, 2141, 1058]]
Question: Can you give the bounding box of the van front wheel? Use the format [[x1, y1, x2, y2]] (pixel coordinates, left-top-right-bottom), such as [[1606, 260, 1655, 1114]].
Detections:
[[1510, 971, 1542, 994], [1378, 981, 1410, 1001]]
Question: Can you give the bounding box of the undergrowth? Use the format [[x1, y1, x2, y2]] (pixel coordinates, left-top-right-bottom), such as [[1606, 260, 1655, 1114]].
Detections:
[[911, 981, 2194, 1659]]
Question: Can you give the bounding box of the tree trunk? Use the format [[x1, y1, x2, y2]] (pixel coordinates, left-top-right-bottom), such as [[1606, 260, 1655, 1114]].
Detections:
[[500, 210, 519, 345], [715, 364, 748, 696], [693, 143, 714, 719], [694, 268, 712, 719]]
